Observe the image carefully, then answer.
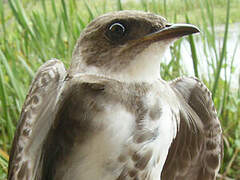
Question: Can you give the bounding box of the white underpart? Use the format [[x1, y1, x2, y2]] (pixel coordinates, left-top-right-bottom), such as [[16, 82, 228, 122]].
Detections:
[[140, 84, 179, 180]]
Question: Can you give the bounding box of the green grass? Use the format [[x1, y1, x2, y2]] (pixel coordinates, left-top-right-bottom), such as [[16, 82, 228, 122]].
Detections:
[[0, 0, 239, 179]]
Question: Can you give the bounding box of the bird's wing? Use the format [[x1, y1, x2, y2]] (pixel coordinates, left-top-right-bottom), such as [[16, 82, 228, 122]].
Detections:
[[8, 59, 67, 180], [162, 77, 223, 180]]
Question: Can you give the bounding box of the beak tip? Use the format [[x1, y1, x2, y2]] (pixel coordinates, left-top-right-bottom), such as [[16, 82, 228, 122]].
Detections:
[[168, 23, 201, 38], [192, 26, 201, 34]]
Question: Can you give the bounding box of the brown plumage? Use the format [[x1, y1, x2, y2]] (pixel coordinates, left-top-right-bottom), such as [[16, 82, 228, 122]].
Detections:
[[8, 10, 222, 180]]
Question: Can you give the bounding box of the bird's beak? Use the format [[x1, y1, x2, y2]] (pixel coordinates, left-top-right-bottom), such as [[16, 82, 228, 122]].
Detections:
[[121, 24, 200, 53], [143, 24, 200, 42]]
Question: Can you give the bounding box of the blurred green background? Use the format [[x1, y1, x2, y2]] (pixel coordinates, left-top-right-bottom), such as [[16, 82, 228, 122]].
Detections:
[[0, 0, 239, 179]]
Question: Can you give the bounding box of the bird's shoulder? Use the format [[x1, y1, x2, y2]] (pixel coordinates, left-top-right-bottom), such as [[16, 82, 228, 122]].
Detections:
[[170, 76, 220, 127]]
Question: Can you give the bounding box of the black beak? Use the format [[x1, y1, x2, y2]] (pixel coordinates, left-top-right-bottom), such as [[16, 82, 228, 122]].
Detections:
[[144, 24, 200, 41]]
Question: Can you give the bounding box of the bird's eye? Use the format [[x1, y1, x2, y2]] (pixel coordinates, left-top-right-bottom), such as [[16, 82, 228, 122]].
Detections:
[[106, 22, 126, 42]]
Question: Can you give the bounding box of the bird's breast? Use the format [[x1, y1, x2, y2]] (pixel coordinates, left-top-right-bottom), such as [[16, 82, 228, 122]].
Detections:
[[54, 80, 179, 180]]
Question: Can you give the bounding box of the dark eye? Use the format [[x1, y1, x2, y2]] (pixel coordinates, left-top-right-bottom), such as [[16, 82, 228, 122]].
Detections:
[[106, 22, 126, 42]]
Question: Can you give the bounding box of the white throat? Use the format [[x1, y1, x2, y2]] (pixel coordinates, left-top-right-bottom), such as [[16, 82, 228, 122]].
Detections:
[[116, 41, 170, 82], [72, 40, 173, 83]]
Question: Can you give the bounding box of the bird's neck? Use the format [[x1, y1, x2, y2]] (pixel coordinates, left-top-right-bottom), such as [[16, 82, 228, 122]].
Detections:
[[70, 41, 171, 83], [69, 58, 161, 83], [113, 56, 161, 82]]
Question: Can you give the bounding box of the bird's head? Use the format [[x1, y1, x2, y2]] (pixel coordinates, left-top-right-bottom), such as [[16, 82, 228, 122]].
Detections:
[[70, 10, 199, 82]]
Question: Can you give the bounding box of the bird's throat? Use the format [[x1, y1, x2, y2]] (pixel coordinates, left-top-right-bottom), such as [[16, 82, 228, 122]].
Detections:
[[72, 41, 171, 83]]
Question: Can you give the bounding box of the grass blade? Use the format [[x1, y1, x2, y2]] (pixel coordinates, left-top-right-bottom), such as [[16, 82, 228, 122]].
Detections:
[[117, 0, 123, 11], [186, 14, 199, 78], [212, 0, 230, 99]]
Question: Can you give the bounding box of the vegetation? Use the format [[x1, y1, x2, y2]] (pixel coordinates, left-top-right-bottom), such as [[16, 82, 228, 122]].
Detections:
[[0, 0, 239, 179]]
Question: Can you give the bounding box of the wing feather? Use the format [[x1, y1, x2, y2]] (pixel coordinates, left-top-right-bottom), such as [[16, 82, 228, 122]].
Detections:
[[161, 77, 223, 180], [8, 59, 67, 180]]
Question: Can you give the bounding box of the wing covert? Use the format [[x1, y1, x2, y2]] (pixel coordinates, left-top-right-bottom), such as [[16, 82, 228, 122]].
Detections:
[[8, 59, 67, 180]]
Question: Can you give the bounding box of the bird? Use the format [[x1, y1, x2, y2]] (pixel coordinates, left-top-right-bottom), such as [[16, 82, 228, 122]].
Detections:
[[8, 10, 223, 180]]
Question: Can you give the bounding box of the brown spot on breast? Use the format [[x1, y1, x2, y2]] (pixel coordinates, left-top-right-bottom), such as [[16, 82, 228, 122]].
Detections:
[[118, 154, 127, 163], [135, 150, 153, 170], [149, 101, 162, 120], [133, 129, 158, 144], [129, 169, 138, 177], [132, 152, 141, 162], [135, 101, 148, 125]]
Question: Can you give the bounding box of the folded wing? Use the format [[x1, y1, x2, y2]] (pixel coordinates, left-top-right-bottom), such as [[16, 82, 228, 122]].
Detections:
[[162, 77, 223, 180], [8, 59, 67, 180]]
